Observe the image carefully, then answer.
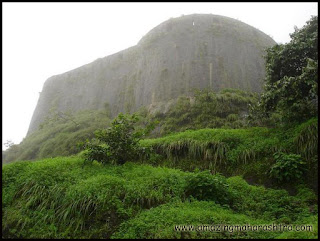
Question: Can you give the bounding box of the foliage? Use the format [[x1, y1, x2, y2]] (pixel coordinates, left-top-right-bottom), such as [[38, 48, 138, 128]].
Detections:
[[184, 171, 233, 205], [227, 176, 315, 222], [269, 152, 306, 182], [82, 113, 155, 165], [113, 198, 317, 239], [2, 109, 155, 164], [152, 88, 258, 136], [294, 117, 318, 161], [2, 157, 187, 238], [112, 200, 273, 239], [141, 127, 282, 173], [2, 16, 318, 240], [141, 118, 317, 188], [4, 140, 15, 149], [2, 157, 317, 239], [81, 141, 110, 165], [257, 15, 318, 123], [2, 109, 112, 163]]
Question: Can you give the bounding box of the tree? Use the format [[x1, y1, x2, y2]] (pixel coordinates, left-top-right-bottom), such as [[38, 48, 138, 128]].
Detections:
[[82, 113, 154, 165], [258, 15, 318, 123], [4, 140, 14, 149]]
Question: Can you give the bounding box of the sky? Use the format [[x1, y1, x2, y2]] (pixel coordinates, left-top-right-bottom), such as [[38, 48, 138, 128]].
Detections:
[[2, 2, 318, 150]]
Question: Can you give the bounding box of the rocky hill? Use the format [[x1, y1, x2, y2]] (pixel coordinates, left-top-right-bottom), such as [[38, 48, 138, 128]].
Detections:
[[28, 14, 276, 134]]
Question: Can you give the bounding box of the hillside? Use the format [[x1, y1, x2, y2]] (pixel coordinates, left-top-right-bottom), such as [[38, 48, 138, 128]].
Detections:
[[3, 154, 318, 239], [3, 89, 258, 163], [27, 14, 275, 135], [3, 117, 318, 238], [2, 14, 317, 240]]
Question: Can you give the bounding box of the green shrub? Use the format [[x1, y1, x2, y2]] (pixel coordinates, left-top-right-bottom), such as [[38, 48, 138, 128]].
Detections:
[[257, 16, 318, 124], [269, 152, 306, 182], [82, 142, 110, 165], [184, 171, 233, 206], [227, 176, 312, 222], [226, 113, 238, 122], [82, 113, 154, 165]]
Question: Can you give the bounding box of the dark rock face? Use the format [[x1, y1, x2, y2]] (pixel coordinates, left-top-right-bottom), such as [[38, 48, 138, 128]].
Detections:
[[28, 14, 276, 134]]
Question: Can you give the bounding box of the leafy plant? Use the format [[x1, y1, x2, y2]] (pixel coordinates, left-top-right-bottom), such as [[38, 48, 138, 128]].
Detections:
[[185, 170, 233, 205], [269, 152, 307, 182], [258, 16, 318, 123], [82, 113, 154, 165]]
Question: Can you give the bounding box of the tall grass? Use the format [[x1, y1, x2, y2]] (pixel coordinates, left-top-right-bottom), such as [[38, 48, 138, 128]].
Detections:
[[151, 139, 228, 168], [294, 118, 318, 161], [141, 127, 282, 172], [3, 156, 317, 238], [112, 200, 317, 239], [141, 119, 318, 175], [2, 118, 318, 238]]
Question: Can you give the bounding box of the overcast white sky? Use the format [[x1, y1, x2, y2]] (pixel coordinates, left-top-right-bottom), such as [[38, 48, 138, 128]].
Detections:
[[2, 2, 318, 150]]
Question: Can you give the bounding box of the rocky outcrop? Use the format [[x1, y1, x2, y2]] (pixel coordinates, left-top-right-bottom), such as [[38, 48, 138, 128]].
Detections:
[[28, 14, 276, 134]]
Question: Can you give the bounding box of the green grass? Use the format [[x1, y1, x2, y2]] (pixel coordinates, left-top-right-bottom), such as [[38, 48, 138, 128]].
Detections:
[[112, 200, 317, 239], [140, 119, 318, 188], [152, 88, 259, 136], [2, 117, 318, 238], [2, 156, 317, 239], [141, 127, 280, 167], [0, 89, 269, 164], [2, 109, 112, 163]]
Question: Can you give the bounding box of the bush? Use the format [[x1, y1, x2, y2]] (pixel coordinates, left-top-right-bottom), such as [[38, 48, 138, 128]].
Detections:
[[227, 176, 312, 222], [184, 170, 233, 206], [82, 142, 110, 165], [257, 16, 318, 123], [269, 152, 306, 182], [82, 113, 154, 165]]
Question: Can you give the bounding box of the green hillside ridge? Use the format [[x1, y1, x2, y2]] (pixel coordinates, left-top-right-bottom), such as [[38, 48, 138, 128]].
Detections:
[[3, 156, 318, 239], [141, 118, 318, 188]]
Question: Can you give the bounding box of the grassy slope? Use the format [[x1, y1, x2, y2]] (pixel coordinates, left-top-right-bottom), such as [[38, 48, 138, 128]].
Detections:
[[140, 118, 318, 189], [2, 89, 258, 163], [2, 156, 318, 239], [2, 109, 112, 163], [2, 118, 318, 238]]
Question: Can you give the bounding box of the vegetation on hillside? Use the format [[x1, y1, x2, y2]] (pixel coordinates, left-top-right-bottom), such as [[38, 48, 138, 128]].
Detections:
[[2, 15, 318, 239], [140, 118, 317, 188], [151, 88, 258, 136], [2, 109, 112, 163], [249, 15, 318, 125], [80, 113, 155, 165], [2, 89, 257, 163], [3, 157, 317, 239]]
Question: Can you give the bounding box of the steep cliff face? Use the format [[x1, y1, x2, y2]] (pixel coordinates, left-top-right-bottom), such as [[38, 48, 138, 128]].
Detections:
[[28, 14, 276, 134]]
